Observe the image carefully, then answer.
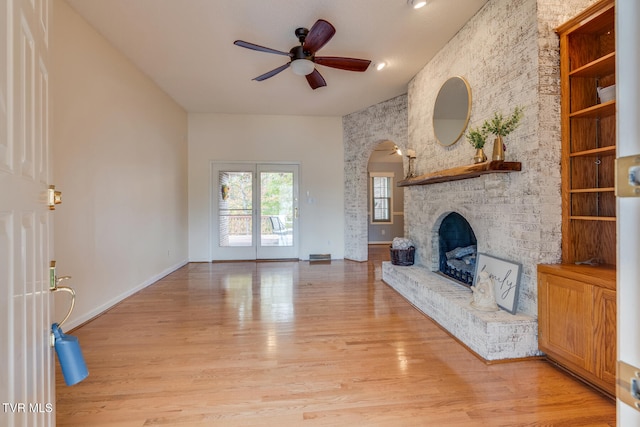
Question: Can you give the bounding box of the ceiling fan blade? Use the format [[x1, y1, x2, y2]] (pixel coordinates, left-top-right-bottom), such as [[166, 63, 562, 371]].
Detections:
[[253, 63, 291, 81], [315, 56, 371, 72], [305, 69, 327, 90], [303, 19, 336, 53], [234, 40, 291, 57]]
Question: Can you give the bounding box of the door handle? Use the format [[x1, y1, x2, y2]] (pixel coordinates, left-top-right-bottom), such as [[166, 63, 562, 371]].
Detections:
[[294, 207, 299, 218], [49, 260, 71, 290], [49, 261, 75, 327], [52, 285, 76, 328]]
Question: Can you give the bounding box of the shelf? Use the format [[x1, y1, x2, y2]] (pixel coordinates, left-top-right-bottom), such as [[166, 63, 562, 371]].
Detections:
[[538, 263, 616, 291], [570, 187, 615, 193], [570, 100, 615, 118], [570, 215, 616, 222], [396, 161, 521, 187], [570, 146, 616, 157], [570, 52, 615, 78], [564, 1, 615, 36]]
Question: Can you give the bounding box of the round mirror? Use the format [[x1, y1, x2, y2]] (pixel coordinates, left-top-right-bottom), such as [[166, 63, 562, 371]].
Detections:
[[433, 76, 472, 146]]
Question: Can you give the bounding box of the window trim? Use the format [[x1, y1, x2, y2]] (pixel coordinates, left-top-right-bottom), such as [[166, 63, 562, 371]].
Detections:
[[369, 172, 394, 225]]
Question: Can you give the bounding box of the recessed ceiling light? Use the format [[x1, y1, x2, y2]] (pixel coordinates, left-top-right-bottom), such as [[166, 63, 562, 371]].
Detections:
[[408, 0, 428, 9], [376, 62, 387, 71]]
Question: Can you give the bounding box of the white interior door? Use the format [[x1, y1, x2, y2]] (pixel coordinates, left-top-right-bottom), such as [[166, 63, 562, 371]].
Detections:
[[212, 162, 299, 261], [616, 0, 640, 425], [0, 0, 54, 425]]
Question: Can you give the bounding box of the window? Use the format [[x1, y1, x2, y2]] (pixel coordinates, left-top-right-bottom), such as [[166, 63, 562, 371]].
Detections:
[[370, 173, 393, 223]]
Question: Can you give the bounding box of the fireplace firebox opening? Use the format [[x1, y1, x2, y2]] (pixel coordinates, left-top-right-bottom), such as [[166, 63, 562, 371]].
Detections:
[[438, 212, 477, 287]]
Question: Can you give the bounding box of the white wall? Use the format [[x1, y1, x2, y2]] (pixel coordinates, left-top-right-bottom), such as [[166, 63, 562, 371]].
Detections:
[[189, 113, 344, 261], [52, 0, 189, 330]]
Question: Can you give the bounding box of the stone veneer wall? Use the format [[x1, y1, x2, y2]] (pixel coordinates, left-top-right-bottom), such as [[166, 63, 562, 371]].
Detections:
[[344, 0, 597, 317], [343, 94, 408, 261]]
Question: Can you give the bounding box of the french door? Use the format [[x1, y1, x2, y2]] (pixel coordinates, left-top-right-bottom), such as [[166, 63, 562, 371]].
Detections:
[[212, 163, 299, 260]]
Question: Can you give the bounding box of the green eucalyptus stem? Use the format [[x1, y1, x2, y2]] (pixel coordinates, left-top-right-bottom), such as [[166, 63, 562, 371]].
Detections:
[[482, 106, 524, 137], [465, 126, 488, 149]]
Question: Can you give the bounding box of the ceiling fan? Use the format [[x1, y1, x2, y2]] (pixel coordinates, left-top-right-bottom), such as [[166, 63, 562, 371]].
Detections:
[[233, 19, 371, 90]]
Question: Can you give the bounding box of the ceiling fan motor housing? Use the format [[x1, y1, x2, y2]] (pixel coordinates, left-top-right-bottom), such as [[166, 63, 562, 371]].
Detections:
[[290, 45, 312, 61], [293, 28, 312, 59]]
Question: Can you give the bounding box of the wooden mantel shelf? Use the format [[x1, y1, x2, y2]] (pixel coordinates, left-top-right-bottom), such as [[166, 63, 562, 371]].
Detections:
[[397, 161, 521, 187]]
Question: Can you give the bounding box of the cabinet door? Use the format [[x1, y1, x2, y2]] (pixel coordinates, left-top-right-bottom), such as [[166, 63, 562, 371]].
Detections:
[[538, 272, 593, 370], [593, 287, 616, 387]]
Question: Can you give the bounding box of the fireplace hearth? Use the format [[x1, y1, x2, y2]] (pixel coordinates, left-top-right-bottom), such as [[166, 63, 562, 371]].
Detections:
[[382, 262, 540, 361]]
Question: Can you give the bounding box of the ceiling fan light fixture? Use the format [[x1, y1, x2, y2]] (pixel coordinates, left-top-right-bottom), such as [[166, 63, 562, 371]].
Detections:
[[408, 0, 428, 9], [291, 59, 315, 76]]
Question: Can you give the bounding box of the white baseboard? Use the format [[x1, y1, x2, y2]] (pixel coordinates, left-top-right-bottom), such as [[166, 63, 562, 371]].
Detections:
[[64, 259, 189, 331]]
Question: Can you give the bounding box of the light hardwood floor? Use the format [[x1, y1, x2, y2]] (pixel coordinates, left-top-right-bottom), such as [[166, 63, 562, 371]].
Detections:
[[56, 246, 615, 426]]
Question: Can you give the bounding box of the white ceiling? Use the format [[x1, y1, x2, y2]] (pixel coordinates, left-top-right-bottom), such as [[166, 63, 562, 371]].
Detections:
[[65, 0, 488, 117]]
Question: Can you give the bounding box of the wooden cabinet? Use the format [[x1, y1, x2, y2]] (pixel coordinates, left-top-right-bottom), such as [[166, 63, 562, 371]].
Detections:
[[537, 0, 617, 397], [538, 264, 616, 396]]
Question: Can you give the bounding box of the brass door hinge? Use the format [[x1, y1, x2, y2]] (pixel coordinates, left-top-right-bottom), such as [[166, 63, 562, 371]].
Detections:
[[618, 361, 640, 412], [48, 185, 62, 209], [616, 155, 640, 197]]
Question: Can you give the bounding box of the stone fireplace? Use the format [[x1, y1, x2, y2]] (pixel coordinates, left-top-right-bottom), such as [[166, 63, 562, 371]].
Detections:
[[382, 198, 542, 361], [344, 0, 596, 361]]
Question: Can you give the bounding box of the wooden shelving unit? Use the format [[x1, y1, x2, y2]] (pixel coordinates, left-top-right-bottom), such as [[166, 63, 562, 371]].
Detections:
[[538, 0, 616, 397], [560, 0, 617, 266]]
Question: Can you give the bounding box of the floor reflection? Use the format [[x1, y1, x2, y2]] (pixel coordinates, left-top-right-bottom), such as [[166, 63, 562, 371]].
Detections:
[[222, 266, 294, 326], [259, 268, 294, 323], [222, 273, 253, 327]]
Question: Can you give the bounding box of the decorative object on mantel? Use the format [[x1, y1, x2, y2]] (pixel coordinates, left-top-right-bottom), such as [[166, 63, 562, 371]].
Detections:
[[465, 126, 488, 164], [473, 253, 522, 314], [390, 237, 415, 266], [405, 149, 417, 179], [470, 271, 500, 312], [397, 160, 521, 187], [482, 106, 524, 161]]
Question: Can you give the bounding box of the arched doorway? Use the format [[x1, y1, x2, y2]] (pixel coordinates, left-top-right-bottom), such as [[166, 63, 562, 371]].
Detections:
[[342, 94, 408, 262], [367, 141, 405, 247]]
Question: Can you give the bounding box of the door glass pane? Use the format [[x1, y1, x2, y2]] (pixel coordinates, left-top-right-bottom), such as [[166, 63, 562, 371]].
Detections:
[[260, 171, 293, 247], [219, 171, 252, 247]]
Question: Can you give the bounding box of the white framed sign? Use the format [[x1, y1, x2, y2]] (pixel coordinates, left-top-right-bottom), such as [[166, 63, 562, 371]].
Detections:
[[473, 253, 521, 314]]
